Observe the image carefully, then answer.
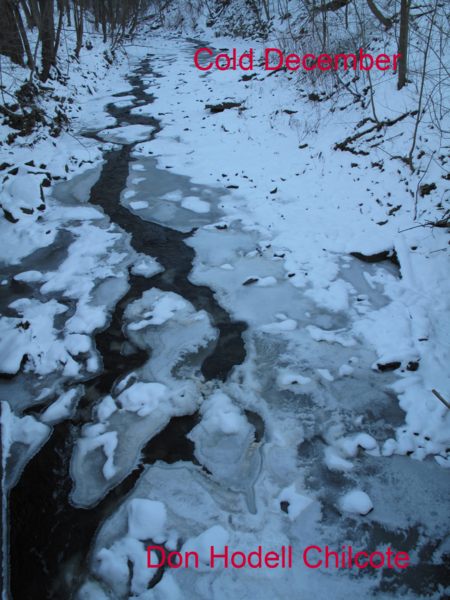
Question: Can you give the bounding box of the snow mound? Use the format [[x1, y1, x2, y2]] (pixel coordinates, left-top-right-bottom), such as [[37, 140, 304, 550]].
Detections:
[[340, 490, 374, 515]]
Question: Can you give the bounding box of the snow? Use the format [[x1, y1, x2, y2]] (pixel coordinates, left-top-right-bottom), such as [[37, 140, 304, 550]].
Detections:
[[75, 427, 118, 481], [278, 484, 313, 520], [118, 382, 169, 418], [338, 364, 354, 377], [340, 491, 374, 516], [96, 395, 118, 423], [41, 387, 82, 424]]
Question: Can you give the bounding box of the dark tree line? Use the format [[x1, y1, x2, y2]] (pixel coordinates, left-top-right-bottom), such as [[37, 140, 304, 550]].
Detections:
[[0, 0, 151, 81]]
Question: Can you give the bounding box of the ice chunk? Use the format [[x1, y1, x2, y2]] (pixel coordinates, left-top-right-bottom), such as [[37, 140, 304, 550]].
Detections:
[[324, 447, 354, 471], [124, 289, 217, 381], [256, 276, 277, 286], [341, 433, 379, 458], [128, 294, 187, 330], [188, 392, 260, 508], [127, 499, 167, 542], [181, 196, 210, 213], [261, 319, 297, 333], [130, 200, 149, 210], [14, 270, 43, 283], [435, 456, 450, 469], [317, 368, 334, 382], [131, 255, 163, 278], [220, 263, 235, 271], [340, 490, 373, 515], [339, 364, 354, 376], [76, 431, 118, 480]]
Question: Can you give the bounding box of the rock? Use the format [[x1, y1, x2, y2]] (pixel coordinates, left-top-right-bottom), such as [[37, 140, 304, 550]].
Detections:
[[205, 101, 242, 113], [406, 361, 419, 371], [351, 249, 399, 266], [376, 362, 401, 372], [420, 183, 436, 196]]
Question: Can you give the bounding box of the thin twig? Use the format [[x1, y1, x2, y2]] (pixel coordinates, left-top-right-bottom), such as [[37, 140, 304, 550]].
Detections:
[[414, 151, 435, 220], [432, 389, 450, 410]]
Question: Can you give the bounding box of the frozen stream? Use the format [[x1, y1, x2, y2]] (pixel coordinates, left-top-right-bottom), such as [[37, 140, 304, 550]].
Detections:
[[2, 41, 449, 600]]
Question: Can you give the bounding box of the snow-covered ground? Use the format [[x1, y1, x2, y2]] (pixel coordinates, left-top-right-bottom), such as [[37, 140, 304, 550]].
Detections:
[[1, 22, 450, 600]]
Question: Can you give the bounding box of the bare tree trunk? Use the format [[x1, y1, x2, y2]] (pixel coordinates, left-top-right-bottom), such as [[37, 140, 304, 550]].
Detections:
[[321, 0, 327, 51], [39, 0, 55, 81], [100, 0, 108, 43], [0, 0, 25, 65], [65, 0, 71, 26], [94, 0, 99, 31], [261, 0, 270, 20], [20, 0, 36, 29], [367, 0, 391, 29], [74, 1, 84, 58], [128, 0, 141, 36], [408, 0, 438, 173], [28, 0, 42, 31], [107, 0, 116, 38], [397, 0, 411, 90], [54, 0, 64, 58], [13, 3, 35, 69]]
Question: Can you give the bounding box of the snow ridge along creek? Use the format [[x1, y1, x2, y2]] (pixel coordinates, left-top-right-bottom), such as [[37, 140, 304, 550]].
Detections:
[[2, 40, 449, 600]]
